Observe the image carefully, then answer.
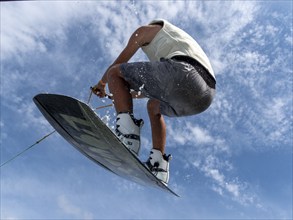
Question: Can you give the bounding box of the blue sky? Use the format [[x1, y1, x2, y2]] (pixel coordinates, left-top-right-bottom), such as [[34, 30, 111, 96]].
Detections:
[[1, 1, 292, 219]]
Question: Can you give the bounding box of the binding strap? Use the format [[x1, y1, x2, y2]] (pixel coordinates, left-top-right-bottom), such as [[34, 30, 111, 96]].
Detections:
[[115, 128, 140, 140]]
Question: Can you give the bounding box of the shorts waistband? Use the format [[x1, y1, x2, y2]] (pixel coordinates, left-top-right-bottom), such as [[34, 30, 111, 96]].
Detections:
[[171, 55, 216, 89]]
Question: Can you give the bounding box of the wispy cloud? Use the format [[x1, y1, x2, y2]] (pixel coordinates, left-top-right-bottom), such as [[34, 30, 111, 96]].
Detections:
[[167, 120, 255, 204], [167, 121, 227, 151], [57, 195, 94, 219], [1, 2, 93, 60]]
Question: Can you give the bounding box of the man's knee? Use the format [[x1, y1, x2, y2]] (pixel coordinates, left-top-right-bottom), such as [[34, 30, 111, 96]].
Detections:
[[147, 99, 161, 116], [107, 64, 123, 80]]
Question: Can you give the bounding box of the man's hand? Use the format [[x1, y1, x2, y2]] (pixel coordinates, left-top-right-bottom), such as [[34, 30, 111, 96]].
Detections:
[[91, 80, 106, 98]]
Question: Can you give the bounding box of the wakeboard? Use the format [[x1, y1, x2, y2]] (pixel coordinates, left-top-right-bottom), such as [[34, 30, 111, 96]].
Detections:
[[33, 94, 179, 197]]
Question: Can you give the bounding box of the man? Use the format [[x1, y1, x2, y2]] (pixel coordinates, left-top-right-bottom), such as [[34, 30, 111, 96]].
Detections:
[[92, 19, 216, 185]]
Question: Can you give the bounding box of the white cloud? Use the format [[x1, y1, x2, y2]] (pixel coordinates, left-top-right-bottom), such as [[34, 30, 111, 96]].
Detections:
[[167, 121, 228, 154], [57, 195, 94, 219], [1, 1, 93, 60], [285, 34, 293, 45], [263, 98, 287, 123], [0, 121, 8, 142], [167, 119, 259, 205], [168, 122, 211, 145], [206, 168, 225, 184], [261, 97, 292, 144], [186, 123, 213, 144], [200, 159, 257, 206]]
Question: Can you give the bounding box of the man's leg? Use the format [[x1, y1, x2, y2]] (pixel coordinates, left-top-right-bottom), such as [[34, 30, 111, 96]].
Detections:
[[107, 65, 133, 113], [146, 99, 170, 184], [106, 65, 144, 156], [147, 99, 166, 154]]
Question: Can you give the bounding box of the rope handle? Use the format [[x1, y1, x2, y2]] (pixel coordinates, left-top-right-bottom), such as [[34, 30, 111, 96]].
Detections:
[[89, 87, 113, 100]]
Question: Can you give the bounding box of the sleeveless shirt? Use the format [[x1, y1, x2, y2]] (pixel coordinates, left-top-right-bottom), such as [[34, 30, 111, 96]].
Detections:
[[141, 19, 215, 80]]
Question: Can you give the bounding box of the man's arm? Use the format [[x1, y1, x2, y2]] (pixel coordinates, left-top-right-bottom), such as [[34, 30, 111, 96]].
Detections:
[[92, 24, 162, 97], [100, 24, 162, 84]]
